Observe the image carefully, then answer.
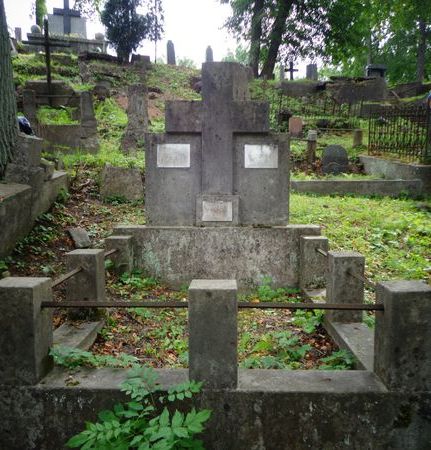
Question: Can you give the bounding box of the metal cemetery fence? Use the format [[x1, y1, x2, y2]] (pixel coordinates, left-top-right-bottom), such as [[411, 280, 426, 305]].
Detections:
[[368, 103, 431, 163]]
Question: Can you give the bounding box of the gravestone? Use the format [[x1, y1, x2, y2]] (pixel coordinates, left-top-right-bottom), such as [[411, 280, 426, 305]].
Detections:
[[14, 27, 22, 42], [146, 62, 289, 226], [279, 65, 285, 80], [48, 0, 87, 37], [306, 63, 318, 80], [206, 46, 214, 62], [288, 116, 303, 137], [122, 84, 148, 152], [101, 166, 144, 202], [322, 145, 349, 175], [167, 40, 176, 65]]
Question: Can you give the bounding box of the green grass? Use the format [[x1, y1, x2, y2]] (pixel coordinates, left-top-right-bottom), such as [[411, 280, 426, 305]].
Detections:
[[290, 193, 431, 284], [291, 172, 381, 181], [36, 106, 79, 125]]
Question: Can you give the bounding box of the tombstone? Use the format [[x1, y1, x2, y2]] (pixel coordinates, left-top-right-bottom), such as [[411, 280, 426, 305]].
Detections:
[[365, 64, 387, 79], [288, 116, 303, 137], [14, 27, 22, 42], [30, 24, 42, 34], [122, 84, 148, 152], [322, 145, 349, 175], [101, 166, 144, 202], [206, 46, 214, 63], [167, 40, 176, 65], [146, 62, 289, 227], [48, 0, 87, 37], [279, 65, 285, 80], [306, 63, 318, 81]]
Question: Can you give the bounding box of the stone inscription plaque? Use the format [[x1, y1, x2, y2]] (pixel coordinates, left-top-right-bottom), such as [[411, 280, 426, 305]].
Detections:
[[244, 144, 278, 169], [157, 143, 190, 168], [202, 200, 233, 222]]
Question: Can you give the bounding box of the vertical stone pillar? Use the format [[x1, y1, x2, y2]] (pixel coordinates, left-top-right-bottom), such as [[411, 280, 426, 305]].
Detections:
[[22, 89, 37, 125], [300, 236, 329, 290], [104, 235, 134, 274], [353, 129, 363, 147], [205, 46, 214, 62], [66, 249, 105, 320], [122, 84, 148, 152], [306, 129, 317, 164], [188, 279, 238, 389], [374, 281, 431, 391], [326, 251, 365, 323], [167, 40, 176, 65], [0, 277, 53, 385]]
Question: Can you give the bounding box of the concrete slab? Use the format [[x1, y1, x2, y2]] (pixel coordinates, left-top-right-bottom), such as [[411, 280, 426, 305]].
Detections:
[[53, 320, 104, 351]]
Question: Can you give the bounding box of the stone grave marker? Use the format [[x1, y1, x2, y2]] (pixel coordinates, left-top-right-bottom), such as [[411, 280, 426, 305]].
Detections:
[[122, 84, 148, 152], [167, 40, 176, 65], [48, 0, 87, 37], [206, 46, 214, 62], [306, 63, 318, 80], [288, 116, 303, 137], [101, 165, 144, 202], [322, 145, 350, 175], [145, 62, 289, 226]]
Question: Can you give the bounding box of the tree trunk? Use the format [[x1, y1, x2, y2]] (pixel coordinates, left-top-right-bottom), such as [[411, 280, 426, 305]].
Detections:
[[416, 19, 426, 83], [249, 0, 264, 78], [0, 0, 17, 178], [260, 0, 293, 79]]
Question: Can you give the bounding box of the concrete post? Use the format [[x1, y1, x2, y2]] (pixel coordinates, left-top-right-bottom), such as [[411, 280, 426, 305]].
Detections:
[[326, 251, 365, 323], [0, 277, 53, 385], [306, 130, 318, 165], [104, 235, 134, 274], [353, 129, 363, 147], [188, 279, 237, 389], [66, 249, 106, 320], [374, 281, 431, 392], [300, 236, 329, 290]]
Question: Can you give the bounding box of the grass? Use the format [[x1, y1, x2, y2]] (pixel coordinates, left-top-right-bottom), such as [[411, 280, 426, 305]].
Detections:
[[36, 106, 79, 125], [290, 193, 431, 284]]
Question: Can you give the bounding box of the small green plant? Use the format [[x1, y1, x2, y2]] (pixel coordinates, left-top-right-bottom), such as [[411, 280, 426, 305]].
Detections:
[[255, 276, 302, 302], [318, 349, 355, 370], [119, 271, 159, 290], [50, 346, 138, 369], [66, 366, 211, 449], [292, 310, 325, 334]]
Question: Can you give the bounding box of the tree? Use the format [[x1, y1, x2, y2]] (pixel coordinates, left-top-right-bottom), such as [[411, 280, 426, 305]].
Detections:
[[101, 0, 163, 63], [35, 0, 47, 27], [222, 0, 330, 79], [0, 0, 17, 177]]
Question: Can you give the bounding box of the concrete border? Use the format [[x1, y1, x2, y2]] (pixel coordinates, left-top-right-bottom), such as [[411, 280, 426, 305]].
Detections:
[[291, 178, 423, 198]]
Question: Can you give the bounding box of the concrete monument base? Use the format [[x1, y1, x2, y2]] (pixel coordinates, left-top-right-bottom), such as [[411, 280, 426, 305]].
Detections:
[[114, 224, 321, 289]]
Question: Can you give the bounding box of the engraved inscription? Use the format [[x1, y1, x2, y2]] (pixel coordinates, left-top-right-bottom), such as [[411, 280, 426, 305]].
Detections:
[[157, 143, 191, 168], [244, 144, 278, 169], [202, 201, 233, 222]]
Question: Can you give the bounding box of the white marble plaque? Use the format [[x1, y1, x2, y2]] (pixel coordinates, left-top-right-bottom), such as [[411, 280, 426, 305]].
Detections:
[[157, 143, 190, 168], [244, 144, 278, 169], [202, 201, 233, 222]]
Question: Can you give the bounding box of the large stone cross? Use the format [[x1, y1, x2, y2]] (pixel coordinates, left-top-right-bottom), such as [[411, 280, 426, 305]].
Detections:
[[145, 62, 289, 227], [53, 0, 80, 35], [165, 63, 269, 194]]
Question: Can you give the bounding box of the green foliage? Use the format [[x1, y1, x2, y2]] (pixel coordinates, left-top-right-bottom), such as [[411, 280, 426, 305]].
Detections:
[[177, 57, 197, 69], [256, 276, 302, 302], [119, 271, 159, 290], [292, 310, 325, 334], [35, 0, 47, 27], [318, 349, 355, 370], [66, 366, 211, 449], [101, 0, 164, 63], [222, 44, 249, 65], [36, 106, 79, 125], [50, 345, 139, 369], [241, 330, 312, 369]]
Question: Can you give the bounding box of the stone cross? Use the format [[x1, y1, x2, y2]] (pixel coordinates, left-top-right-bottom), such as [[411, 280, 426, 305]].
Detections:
[[286, 61, 298, 80], [146, 62, 289, 226], [53, 0, 80, 35]]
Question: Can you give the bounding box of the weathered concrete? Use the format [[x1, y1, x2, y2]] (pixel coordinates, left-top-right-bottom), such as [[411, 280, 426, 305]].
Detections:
[[278, 80, 320, 97], [53, 320, 104, 350], [0, 277, 53, 385], [299, 236, 329, 290], [1, 367, 431, 449], [122, 84, 148, 152], [114, 224, 321, 290], [67, 227, 91, 249], [100, 165, 144, 202], [374, 280, 431, 392], [291, 178, 423, 198], [65, 249, 106, 320], [360, 154, 431, 194], [189, 280, 238, 389], [326, 251, 365, 323], [104, 235, 134, 274]]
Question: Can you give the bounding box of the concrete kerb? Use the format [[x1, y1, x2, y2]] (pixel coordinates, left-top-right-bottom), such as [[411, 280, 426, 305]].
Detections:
[[104, 235, 134, 274], [0, 278, 431, 448]]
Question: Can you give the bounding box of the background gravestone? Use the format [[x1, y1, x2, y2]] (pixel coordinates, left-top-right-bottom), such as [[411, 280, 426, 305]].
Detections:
[[167, 40, 176, 65], [206, 46, 214, 62], [288, 116, 303, 137], [306, 63, 318, 80], [101, 165, 144, 202], [322, 145, 349, 175], [122, 84, 148, 152]]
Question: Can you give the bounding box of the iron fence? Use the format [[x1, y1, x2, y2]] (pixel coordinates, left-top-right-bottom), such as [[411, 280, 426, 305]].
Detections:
[[368, 103, 431, 163]]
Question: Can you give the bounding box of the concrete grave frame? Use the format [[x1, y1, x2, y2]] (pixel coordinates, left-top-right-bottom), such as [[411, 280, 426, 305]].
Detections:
[[0, 272, 430, 449]]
